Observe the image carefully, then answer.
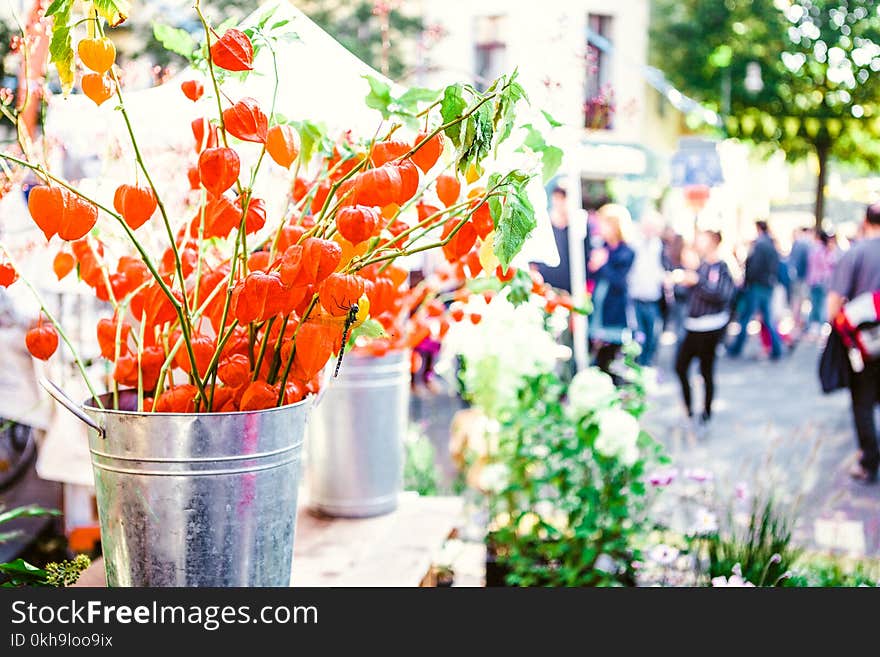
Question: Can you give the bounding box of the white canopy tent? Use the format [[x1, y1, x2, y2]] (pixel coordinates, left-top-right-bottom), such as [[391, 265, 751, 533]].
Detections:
[[41, 0, 557, 266]]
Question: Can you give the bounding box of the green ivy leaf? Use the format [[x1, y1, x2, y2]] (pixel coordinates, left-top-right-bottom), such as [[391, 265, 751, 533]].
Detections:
[[364, 75, 394, 118], [440, 83, 467, 146], [92, 0, 130, 27], [493, 173, 537, 268], [48, 2, 74, 95], [153, 23, 197, 61]]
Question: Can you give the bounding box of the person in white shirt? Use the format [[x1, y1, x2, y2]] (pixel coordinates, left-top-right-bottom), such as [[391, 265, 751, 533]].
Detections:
[[628, 212, 667, 366]]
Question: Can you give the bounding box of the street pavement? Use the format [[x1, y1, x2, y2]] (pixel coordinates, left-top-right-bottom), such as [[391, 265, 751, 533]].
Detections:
[[645, 330, 880, 557]]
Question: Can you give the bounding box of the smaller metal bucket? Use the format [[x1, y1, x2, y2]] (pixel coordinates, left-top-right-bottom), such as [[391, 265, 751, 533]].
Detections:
[[307, 350, 409, 517], [45, 383, 307, 587]]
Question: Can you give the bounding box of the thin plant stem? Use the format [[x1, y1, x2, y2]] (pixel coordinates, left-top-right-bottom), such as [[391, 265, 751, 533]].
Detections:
[[251, 316, 275, 382], [136, 309, 146, 412], [274, 295, 319, 403], [0, 245, 104, 409]]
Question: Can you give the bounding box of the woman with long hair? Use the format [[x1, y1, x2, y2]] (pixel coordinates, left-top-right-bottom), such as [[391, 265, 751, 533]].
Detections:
[[588, 204, 635, 380]]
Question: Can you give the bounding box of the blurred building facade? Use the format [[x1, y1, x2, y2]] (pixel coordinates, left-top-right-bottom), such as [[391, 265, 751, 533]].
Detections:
[[412, 0, 689, 219]]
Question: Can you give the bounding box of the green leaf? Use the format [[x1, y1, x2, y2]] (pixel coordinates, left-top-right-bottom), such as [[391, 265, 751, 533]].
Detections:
[[465, 277, 502, 294], [349, 319, 387, 343], [541, 109, 563, 128], [457, 101, 494, 174], [256, 4, 279, 29], [292, 120, 328, 164], [522, 125, 546, 151], [440, 83, 467, 146], [0, 505, 60, 526], [399, 114, 421, 131], [364, 75, 394, 118], [493, 71, 528, 148], [0, 558, 47, 579], [93, 0, 130, 27], [278, 32, 301, 44], [493, 174, 537, 268], [48, 2, 74, 95], [153, 23, 197, 60], [487, 172, 503, 227], [44, 0, 70, 17], [540, 145, 564, 184], [520, 126, 562, 184], [397, 87, 441, 110]]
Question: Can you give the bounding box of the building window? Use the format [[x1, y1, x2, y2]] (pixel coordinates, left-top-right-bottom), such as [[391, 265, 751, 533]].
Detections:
[[585, 13, 613, 130], [474, 15, 506, 92]]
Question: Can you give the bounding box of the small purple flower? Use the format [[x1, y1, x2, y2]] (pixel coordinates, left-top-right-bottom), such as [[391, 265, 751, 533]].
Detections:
[[648, 468, 679, 487], [735, 482, 749, 500], [685, 468, 714, 483]]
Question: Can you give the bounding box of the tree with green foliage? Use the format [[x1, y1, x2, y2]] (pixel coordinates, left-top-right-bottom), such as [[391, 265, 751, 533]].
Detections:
[[651, 0, 880, 227], [297, 0, 423, 80]]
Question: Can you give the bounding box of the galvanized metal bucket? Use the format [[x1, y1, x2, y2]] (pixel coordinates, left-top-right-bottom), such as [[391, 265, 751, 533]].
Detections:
[[307, 350, 409, 517], [42, 381, 306, 587]]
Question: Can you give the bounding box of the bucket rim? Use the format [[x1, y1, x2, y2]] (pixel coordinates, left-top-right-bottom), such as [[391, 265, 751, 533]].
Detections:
[[82, 390, 312, 418]]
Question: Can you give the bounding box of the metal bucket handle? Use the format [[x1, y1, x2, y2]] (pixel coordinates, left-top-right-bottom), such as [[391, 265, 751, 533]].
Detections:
[[39, 377, 103, 436]]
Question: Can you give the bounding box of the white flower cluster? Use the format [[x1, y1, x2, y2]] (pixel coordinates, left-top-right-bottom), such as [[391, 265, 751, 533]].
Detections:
[[438, 292, 569, 417], [711, 563, 755, 588], [566, 367, 617, 419], [568, 368, 641, 466], [594, 408, 641, 466]]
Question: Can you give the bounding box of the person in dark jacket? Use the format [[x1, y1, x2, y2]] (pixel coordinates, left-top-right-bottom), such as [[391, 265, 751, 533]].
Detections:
[[728, 220, 783, 359], [789, 226, 812, 327], [588, 204, 635, 379], [827, 203, 880, 484], [674, 230, 736, 424], [534, 187, 588, 293]]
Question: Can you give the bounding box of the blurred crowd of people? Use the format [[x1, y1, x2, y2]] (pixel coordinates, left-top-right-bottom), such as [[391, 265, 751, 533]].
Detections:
[[534, 191, 880, 484]]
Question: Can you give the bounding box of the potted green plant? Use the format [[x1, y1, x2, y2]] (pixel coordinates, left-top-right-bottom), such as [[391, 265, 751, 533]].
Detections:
[[440, 287, 661, 586]]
